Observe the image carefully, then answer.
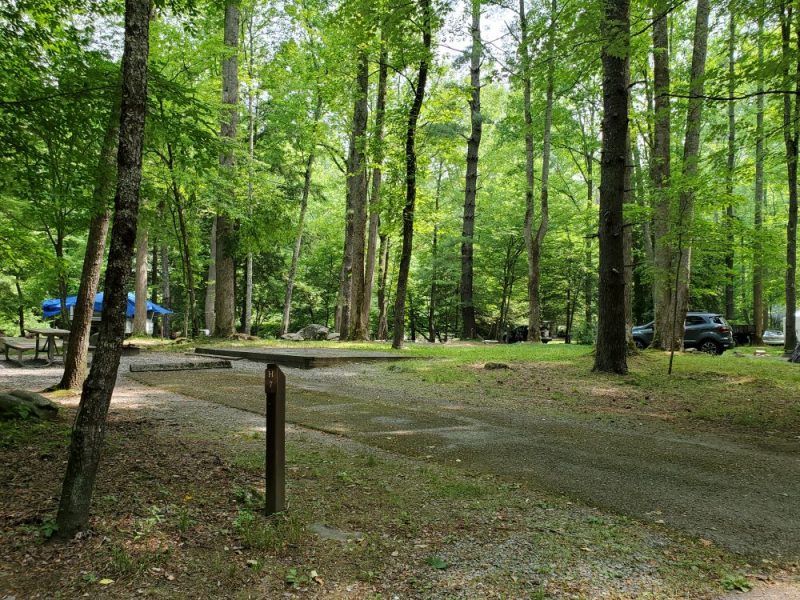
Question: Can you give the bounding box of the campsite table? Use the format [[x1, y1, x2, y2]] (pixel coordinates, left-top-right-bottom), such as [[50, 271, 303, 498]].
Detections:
[[26, 327, 70, 364]]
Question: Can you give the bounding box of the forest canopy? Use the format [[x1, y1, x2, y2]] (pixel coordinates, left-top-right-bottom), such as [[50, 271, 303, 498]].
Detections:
[[1, 0, 798, 353]]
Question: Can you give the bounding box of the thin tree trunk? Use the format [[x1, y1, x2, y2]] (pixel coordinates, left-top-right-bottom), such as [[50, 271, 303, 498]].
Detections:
[[15, 275, 24, 337], [593, 0, 629, 374], [519, 0, 537, 342], [349, 51, 370, 341], [58, 100, 119, 390], [392, 0, 431, 349], [651, 0, 675, 350], [281, 149, 316, 335], [429, 161, 443, 342], [673, 0, 711, 331], [132, 226, 148, 335], [377, 234, 390, 340], [160, 242, 170, 338], [724, 4, 736, 320], [782, 0, 800, 352], [205, 218, 216, 333], [460, 0, 482, 340], [363, 45, 389, 334], [55, 0, 151, 539], [214, 0, 239, 337], [753, 7, 765, 345], [624, 129, 634, 345], [243, 9, 257, 336]]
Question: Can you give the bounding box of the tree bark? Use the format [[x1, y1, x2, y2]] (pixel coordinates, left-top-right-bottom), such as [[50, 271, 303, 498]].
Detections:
[[460, 0, 482, 340], [242, 9, 257, 336], [281, 147, 316, 335], [214, 0, 239, 338], [753, 6, 765, 345], [781, 0, 800, 352], [132, 226, 148, 335], [593, 0, 629, 374], [55, 0, 151, 539], [58, 100, 119, 390], [160, 242, 170, 338], [724, 4, 736, 321], [673, 0, 711, 335], [15, 275, 24, 337], [392, 0, 431, 349], [349, 51, 371, 341], [377, 234, 390, 340], [363, 44, 389, 334], [205, 218, 216, 333], [429, 161, 443, 342], [650, 0, 675, 350]]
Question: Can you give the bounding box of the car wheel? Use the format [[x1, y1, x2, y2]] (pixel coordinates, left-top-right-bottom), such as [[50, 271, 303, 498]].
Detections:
[[698, 339, 722, 355], [634, 338, 646, 350]]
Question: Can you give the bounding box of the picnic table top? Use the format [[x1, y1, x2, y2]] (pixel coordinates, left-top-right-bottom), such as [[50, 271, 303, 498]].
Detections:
[[26, 327, 70, 336]]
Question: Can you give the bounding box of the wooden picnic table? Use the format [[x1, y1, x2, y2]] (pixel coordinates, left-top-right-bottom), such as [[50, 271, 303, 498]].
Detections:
[[26, 327, 70, 364]]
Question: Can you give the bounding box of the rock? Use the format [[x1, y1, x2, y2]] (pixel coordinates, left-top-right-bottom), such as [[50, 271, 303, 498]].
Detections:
[[281, 333, 303, 341], [0, 390, 59, 421], [309, 522, 364, 542], [326, 333, 340, 341], [298, 324, 329, 341], [484, 362, 510, 370]]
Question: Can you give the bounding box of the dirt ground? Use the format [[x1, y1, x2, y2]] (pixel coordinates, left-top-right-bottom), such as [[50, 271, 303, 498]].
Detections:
[[2, 354, 799, 598]]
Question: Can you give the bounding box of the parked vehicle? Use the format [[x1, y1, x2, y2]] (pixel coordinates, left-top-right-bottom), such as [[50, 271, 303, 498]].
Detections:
[[762, 330, 785, 346], [631, 312, 736, 355]]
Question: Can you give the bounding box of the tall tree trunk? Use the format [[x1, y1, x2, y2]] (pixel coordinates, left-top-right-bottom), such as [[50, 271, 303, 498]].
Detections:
[[593, 0, 629, 374], [349, 51, 371, 341], [392, 0, 431, 349], [753, 6, 765, 345], [132, 226, 148, 335], [363, 45, 389, 333], [205, 218, 216, 333], [15, 275, 24, 337], [243, 9, 257, 336], [673, 0, 711, 333], [281, 148, 316, 335], [724, 5, 736, 321], [460, 0, 482, 340], [160, 242, 170, 338], [214, 0, 239, 337], [58, 101, 119, 390], [429, 162, 443, 342], [336, 199, 354, 335], [651, 0, 675, 350], [519, 0, 536, 341], [782, 0, 800, 352], [624, 129, 634, 344], [376, 234, 390, 340], [55, 0, 151, 539]]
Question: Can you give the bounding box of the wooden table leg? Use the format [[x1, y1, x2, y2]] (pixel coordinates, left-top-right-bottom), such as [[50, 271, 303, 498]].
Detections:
[[34, 334, 41, 361], [47, 335, 55, 363]]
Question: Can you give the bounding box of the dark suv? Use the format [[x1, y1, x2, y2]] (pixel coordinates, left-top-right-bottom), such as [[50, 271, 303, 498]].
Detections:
[[632, 312, 736, 355]]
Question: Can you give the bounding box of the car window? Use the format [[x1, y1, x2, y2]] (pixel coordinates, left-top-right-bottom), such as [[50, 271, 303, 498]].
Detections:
[[712, 316, 727, 325], [685, 316, 705, 325]]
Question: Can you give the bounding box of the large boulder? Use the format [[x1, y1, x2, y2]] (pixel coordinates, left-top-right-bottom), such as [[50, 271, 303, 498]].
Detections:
[[281, 333, 303, 342], [298, 324, 329, 341], [0, 390, 59, 421]]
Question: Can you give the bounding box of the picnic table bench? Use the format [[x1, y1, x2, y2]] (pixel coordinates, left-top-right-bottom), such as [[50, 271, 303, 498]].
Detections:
[[0, 337, 37, 365]]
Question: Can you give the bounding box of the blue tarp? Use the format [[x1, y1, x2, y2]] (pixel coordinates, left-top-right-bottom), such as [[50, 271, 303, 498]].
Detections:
[[41, 292, 172, 319]]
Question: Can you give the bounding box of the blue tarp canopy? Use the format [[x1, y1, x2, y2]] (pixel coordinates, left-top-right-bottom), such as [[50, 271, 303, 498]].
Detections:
[[41, 292, 172, 319]]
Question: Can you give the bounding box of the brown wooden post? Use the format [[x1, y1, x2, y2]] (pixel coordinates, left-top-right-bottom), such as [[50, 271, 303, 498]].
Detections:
[[265, 363, 286, 515]]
